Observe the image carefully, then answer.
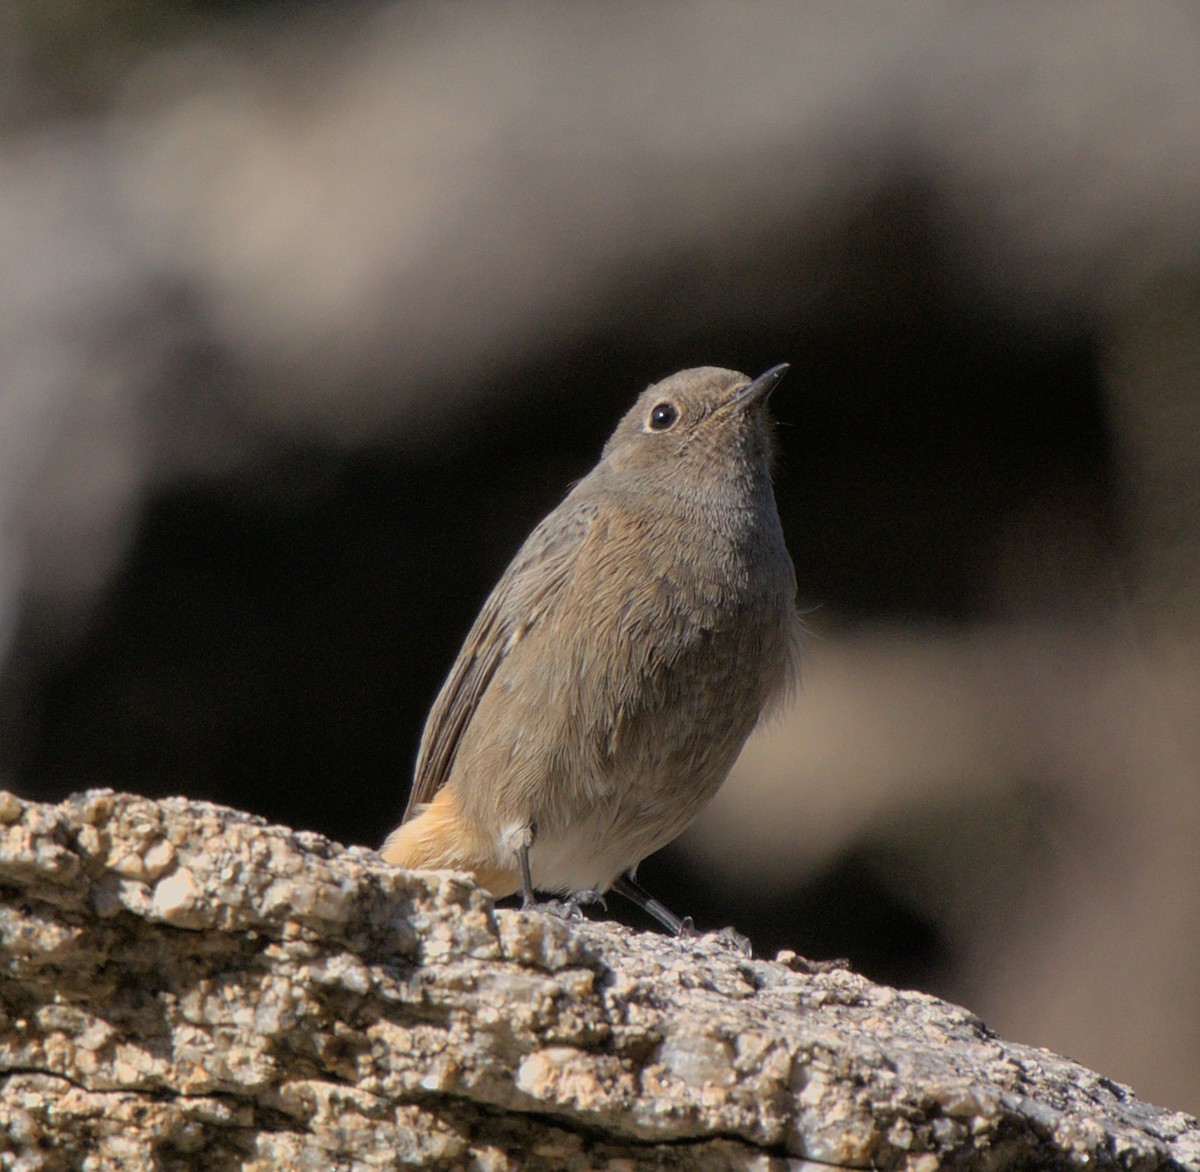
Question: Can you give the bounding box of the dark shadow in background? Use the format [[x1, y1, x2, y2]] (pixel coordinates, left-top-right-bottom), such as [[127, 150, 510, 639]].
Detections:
[[2, 183, 1113, 990]]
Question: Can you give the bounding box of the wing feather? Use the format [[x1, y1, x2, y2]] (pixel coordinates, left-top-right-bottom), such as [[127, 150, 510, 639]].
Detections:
[[400, 495, 598, 821]]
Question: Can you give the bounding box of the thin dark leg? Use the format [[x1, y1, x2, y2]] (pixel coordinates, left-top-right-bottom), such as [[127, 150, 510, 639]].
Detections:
[[611, 875, 694, 937], [612, 873, 752, 955], [515, 826, 604, 921], [517, 827, 536, 908]]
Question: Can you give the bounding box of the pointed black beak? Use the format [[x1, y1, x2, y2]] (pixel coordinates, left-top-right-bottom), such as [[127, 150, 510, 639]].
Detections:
[[731, 363, 790, 410]]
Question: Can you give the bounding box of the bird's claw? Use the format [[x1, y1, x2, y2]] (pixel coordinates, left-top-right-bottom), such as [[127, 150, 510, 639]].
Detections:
[[714, 926, 753, 957], [678, 919, 752, 957], [526, 889, 607, 922], [560, 889, 607, 920]]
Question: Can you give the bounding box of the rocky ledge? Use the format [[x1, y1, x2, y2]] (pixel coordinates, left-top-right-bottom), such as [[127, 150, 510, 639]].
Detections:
[[0, 790, 1196, 1170]]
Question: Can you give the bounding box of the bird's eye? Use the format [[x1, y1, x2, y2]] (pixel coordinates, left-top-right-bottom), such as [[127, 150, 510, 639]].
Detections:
[[648, 402, 679, 431]]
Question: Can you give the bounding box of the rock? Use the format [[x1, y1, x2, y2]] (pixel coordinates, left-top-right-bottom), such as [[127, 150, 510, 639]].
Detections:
[[0, 790, 1196, 1171]]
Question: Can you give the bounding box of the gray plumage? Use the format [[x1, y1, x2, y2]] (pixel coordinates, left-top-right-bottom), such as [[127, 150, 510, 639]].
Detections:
[[382, 365, 801, 899]]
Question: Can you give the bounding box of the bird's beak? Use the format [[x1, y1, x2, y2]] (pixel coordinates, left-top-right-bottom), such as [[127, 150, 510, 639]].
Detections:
[[730, 363, 790, 410]]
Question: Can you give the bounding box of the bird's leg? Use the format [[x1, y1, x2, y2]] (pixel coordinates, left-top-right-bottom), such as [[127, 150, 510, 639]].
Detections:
[[611, 874, 692, 935], [517, 824, 537, 908], [513, 825, 607, 921], [612, 874, 752, 956]]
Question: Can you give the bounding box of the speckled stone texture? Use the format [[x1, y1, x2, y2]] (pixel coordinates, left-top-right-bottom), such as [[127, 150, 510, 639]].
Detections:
[[0, 790, 1196, 1171]]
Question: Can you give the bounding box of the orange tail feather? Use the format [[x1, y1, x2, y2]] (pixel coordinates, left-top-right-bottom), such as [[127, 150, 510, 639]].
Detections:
[[380, 787, 519, 898]]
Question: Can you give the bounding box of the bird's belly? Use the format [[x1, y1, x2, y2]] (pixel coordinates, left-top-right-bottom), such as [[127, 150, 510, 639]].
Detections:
[[524, 731, 744, 894], [526, 818, 632, 894]]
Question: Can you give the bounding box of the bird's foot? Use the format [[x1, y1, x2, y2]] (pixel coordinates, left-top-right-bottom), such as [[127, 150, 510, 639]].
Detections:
[[679, 919, 752, 957], [553, 889, 608, 921], [712, 926, 753, 957], [522, 889, 607, 922]]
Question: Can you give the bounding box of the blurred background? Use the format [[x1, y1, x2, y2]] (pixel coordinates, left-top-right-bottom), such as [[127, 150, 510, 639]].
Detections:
[[3, 0, 1200, 1112]]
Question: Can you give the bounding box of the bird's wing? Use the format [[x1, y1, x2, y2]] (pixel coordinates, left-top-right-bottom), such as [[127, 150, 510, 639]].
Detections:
[[401, 496, 598, 821]]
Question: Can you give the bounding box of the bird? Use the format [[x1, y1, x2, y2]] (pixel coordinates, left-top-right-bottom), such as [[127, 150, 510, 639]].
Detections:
[[381, 364, 801, 939]]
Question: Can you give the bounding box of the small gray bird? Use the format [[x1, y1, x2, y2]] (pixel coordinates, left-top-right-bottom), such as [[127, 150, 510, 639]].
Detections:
[[382, 365, 801, 936]]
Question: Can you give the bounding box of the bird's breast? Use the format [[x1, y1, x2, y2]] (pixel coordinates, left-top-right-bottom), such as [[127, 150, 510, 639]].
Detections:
[[452, 491, 796, 846]]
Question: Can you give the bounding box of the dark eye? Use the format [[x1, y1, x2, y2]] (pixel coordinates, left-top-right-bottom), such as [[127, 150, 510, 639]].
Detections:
[[648, 402, 679, 431]]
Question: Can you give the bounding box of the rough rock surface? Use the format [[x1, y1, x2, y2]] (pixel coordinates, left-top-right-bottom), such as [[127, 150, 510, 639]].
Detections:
[[0, 791, 1196, 1171]]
